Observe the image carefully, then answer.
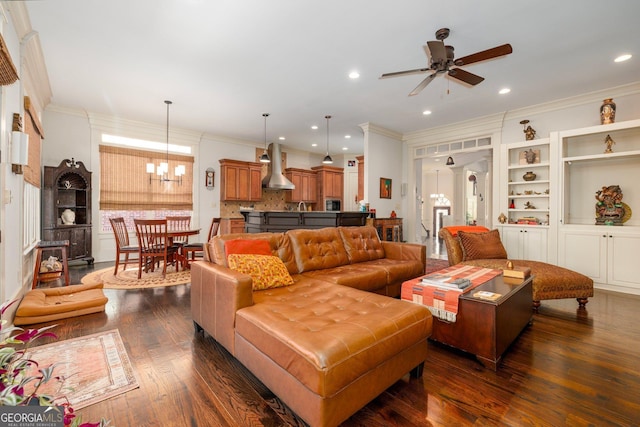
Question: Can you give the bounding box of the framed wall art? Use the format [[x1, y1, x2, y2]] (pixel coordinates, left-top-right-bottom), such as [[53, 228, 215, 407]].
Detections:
[[380, 177, 392, 199]]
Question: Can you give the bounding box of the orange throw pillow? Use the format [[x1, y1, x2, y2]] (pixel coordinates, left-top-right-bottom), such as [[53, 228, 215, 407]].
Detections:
[[458, 229, 508, 261], [224, 239, 271, 260], [227, 254, 294, 291]]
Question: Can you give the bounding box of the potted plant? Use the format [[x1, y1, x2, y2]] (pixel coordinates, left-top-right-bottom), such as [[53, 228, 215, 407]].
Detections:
[[1, 300, 109, 426]]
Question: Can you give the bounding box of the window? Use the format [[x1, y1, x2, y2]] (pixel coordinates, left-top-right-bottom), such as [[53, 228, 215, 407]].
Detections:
[[99, 145, 194, 210]]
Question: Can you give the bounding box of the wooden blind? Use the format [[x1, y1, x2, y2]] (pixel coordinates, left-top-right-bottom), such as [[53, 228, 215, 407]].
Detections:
[[99, 145, 194, 210], [23, 97, 44, 188], [0, 33, 19, 86]]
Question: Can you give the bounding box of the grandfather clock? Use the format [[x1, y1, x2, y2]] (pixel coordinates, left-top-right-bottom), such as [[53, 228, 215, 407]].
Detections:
[[42, 159, 94, 264]]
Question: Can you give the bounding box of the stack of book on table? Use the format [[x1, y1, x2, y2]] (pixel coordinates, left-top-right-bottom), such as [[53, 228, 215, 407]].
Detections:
[[420, 273, 472, 292]]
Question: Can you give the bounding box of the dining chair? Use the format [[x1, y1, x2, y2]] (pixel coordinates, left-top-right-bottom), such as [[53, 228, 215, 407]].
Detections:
[[109, 217, 140, 275], [182, 217, 221, 267], [134, 219, 178, 279], [166, 216, 192, 246]]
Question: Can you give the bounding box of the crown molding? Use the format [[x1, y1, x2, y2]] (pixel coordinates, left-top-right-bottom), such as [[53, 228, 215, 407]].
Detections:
[[5, 1, 52, 112], [503, 81, 640, 121], [358, 122, 403, 141]]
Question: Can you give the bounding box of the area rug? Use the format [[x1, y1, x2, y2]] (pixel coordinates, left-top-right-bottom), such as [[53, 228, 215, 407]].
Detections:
[[25, 329, 138, 410], [425, 257, 449, 274], [81, 263, 191, 289]]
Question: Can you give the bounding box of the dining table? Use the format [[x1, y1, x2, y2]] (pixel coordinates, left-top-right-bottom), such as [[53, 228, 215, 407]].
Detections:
[[167, 228, 201, 270]]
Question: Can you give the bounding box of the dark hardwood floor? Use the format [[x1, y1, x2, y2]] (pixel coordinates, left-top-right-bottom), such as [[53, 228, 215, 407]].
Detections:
[[28, 261, 640, 426]]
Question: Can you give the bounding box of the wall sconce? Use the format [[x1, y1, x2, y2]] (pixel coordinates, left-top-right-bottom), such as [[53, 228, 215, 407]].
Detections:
[[11, 131, 29, 174], [446, 156, 455, 166]]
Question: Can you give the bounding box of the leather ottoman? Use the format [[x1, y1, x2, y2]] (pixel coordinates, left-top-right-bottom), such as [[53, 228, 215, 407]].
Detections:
[[234, 280, 432, 427]]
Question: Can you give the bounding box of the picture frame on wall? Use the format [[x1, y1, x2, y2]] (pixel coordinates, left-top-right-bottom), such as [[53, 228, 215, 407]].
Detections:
[[380, 177, 392, 199]]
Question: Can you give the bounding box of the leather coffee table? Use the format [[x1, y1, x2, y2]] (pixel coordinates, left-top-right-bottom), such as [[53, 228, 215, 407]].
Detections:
[[423, 275, 532, 370]]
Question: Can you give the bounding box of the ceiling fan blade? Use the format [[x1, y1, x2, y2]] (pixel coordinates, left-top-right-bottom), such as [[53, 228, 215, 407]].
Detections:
[[380, 68, 430, 79], [409, 73, 437, 96], [426, 40, 446, 63], [448, 68, 484, 85], [453, 43, 513, 66]]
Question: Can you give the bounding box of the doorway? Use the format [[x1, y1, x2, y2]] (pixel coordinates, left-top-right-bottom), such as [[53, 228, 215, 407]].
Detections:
[[433, 206, 451, 237]]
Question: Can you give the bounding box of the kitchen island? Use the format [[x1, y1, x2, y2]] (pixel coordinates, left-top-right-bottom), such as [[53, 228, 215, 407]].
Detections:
[[241, 210, 369, 233]]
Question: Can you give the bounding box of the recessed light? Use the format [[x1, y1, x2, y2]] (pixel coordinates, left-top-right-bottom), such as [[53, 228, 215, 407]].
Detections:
[[499, 88, 511, 95], [279, 136, 285, 140], [615, 54, 632, 63], [311, 125, 318, 130], [344, 135, 351, 139], [422, 110, 432, 116], [311, 143, 318, 147], [342, 147, 348, 151], [349, 71, 360, 79]]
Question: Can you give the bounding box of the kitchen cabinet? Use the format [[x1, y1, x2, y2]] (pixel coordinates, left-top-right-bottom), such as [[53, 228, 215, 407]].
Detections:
[[219, 159, 262, 201], [312, 165, 344, 205], [356, 155, 364, 201], [498, 226, 547, 262], [42, 159, 93, 264], [220, 218, 246, 235], [284, 168, 317, 203]]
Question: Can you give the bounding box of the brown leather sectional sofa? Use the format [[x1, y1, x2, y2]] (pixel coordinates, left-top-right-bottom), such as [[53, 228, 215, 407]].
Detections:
[[191, 226, 432, 427]]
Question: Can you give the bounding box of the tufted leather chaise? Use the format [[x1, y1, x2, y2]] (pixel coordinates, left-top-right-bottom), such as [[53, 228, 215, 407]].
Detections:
[[191, 226, 432, 427], [438, 226, 594, 310]]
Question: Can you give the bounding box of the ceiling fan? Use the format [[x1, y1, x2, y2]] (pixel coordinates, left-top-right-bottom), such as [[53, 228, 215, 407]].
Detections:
[[380, 28, 513, 96]]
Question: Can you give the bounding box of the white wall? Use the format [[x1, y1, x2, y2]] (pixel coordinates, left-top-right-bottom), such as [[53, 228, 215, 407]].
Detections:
[[362, 124, 403, 219], [0, 11, 34, 306]]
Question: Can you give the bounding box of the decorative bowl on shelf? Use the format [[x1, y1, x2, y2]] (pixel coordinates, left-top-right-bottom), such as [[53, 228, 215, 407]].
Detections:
[[522, 171, 537, 181]]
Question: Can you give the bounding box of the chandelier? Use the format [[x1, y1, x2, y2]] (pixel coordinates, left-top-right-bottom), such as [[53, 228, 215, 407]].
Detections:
[[146, 100, 185, 184], [430, 170, 444, 199]]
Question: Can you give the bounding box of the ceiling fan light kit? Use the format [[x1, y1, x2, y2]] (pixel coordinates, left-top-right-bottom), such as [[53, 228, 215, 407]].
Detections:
[[380, 27, 513, 96]]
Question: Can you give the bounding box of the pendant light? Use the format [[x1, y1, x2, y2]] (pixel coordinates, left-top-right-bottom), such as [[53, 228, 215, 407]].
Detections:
[[322, 115, 333, 164], [259, 113, 271, 163], [146, 100, 185, 184], [430, 170, 444, 199], [446, 156, 455, 166]]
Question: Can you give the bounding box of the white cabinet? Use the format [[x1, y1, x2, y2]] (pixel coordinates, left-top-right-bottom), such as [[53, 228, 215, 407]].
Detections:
[[554, 118, 640, 295], [558, 227, 640, 294], [498, 226, 547, 262]]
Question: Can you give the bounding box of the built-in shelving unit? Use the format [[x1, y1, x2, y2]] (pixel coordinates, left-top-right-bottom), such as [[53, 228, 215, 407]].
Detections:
[[554, 118, 640, 295], [501, 138, 551, 227], [498, 138, 551, 262]]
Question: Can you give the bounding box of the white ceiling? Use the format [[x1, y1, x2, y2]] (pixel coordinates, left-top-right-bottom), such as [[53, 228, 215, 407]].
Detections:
[[25, 0, 640, 156]]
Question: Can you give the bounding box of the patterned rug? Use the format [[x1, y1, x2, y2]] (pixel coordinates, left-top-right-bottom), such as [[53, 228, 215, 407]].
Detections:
[[81, 263, 191, 289], [425, 257, 450, 274], [25, 329, 138, 409]]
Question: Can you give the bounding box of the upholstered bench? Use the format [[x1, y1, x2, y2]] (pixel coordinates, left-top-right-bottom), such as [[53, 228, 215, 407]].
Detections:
[[14, 283, 108, 325], [439, 226, 594, 309], [233, 280, 432, 427]]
